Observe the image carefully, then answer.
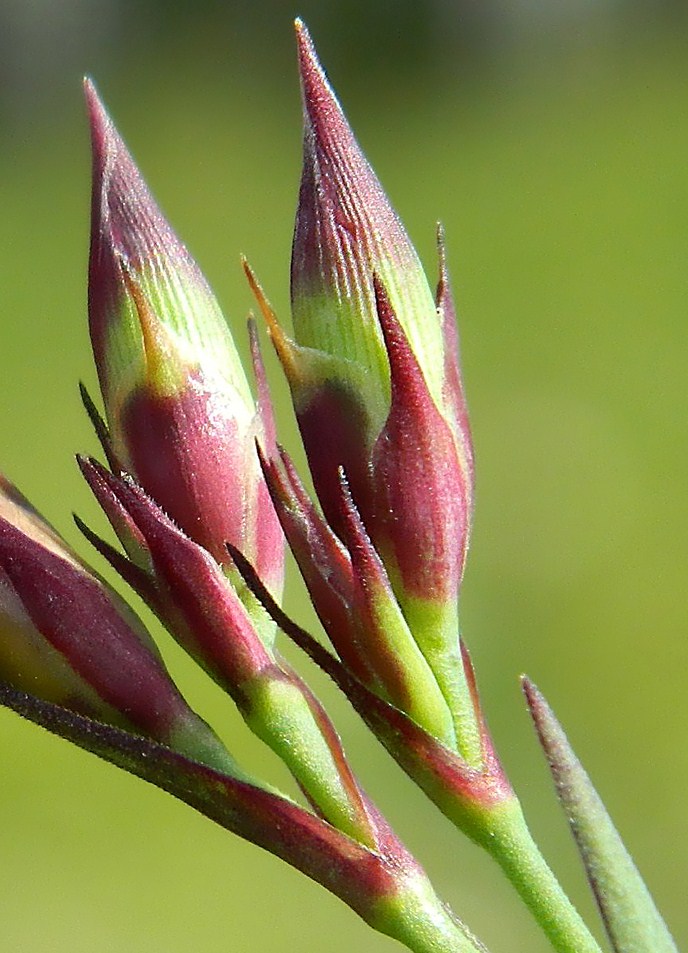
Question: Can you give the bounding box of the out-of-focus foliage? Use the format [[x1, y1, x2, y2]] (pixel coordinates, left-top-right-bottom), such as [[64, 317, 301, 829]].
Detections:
[[0, 3, 686, 952]]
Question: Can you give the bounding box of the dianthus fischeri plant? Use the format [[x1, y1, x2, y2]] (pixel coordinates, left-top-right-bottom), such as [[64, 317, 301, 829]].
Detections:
[[0, 20, 677, 953]]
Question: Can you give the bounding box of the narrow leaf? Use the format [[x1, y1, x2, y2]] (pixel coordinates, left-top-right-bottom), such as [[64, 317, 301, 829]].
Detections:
[[0, 680, 491, 953], [523, 677, 678, 953], [0, 681, 393, 916]]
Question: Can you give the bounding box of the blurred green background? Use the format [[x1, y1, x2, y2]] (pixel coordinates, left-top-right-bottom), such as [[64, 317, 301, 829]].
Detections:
[[1, 1, 687, 951]]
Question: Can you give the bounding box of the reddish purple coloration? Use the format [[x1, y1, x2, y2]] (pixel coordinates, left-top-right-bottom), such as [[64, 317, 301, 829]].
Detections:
[[246, 320, 285, 590], [292, 380, 377, 541], [230, 544, 514, 816], [81, 459, 413, 849], [370, 278, 469, 599], [3, 677, 426, 927], [79, 458, 273, 693], [121, 380, 244, 561], [86, 82, 283, 593], [458, 641, 512, 801], [86, 80, 204, 388], [0, 515, 191, 739], [337, 473, 419, 709], [257, 447, 374, 682], [120, 366, 282, 592], [435, 226, 474, 507], [77, 453, 152, 573], [292, 22, 421, 341], [287, 27, 473, 615], [190, 773, 421, 923], [248, 318, 277, 455], [244, 258, 379, 551], [278, 658, 388, 848]]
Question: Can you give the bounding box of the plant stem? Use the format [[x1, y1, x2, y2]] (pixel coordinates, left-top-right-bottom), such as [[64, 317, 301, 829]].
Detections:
[[479, 802, 603, 953], [374, 873, 489, 953]]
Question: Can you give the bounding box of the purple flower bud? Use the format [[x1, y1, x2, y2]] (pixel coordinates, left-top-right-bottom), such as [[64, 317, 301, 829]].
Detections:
[[0, 475, 237, 773], [85, 81, 283, 606], [287, 26, 473, 603], [250, 24, 481, 759]]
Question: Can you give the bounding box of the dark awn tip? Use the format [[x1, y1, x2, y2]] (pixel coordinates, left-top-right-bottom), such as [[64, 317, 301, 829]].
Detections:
[[79, 382, 120, 472]]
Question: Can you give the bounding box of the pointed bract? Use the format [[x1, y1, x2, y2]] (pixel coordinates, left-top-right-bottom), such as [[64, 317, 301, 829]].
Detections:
[[228, 544, 515, 835], [80, 460, 396, 847], [338, 471, 456, 748], [257, 445, 370, 680], [246, 257, 379, 542], [435, 224, 474, 507], [370, 276, 470, 602], [79, 457, 274, 685]]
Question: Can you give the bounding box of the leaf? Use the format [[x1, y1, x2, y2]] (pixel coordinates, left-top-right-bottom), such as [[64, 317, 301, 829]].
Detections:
[[0, 680, 399, 917], [0, 679, 492, 953], [523, 677, 678, 953]]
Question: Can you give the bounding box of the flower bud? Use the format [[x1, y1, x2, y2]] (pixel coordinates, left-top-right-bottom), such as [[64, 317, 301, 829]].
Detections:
[[78, 458, 391, 846], [289, 22, 473, 581], [85, 81, 283, 609], [250, 24, 478, 759], [291, 23, 446, 425], [0, 474, 238, 775]]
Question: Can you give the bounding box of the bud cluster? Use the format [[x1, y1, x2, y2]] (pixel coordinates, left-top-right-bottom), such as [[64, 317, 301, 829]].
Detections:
[[0, 22, 504, 952], [0, 31, 496, 951], [0, 19, 665, 953]]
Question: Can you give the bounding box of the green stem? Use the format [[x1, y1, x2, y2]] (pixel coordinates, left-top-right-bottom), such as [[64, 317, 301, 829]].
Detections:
[[479, 802, 603, 953], [403, 599, 483, 765], [242, 669, 377, 846], [373, 873, 489, 953]]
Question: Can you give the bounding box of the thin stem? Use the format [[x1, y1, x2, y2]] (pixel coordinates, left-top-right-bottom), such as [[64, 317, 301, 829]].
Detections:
[[479, 803, 603, 953], [373, 873, 490, 953]]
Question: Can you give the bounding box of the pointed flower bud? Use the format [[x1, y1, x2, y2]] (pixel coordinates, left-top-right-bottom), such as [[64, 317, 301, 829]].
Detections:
[[291, 21, 447, 428], [288, 21, 473, 572], [85, 81, 283, 612], [0, 475, 239, 775], [291, 21, 473, 490], [248, 24, 478, 760]]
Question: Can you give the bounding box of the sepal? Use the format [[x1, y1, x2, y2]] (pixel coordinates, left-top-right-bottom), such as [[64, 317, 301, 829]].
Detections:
[[369, 276, 470, 605], [79, 458, 398, 845], [257, 444, 367, 679], [245, 259, 381, 539], [78, 455, 277, 673], [337, 471, 456, 748], [435, 225, 474, 501]]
